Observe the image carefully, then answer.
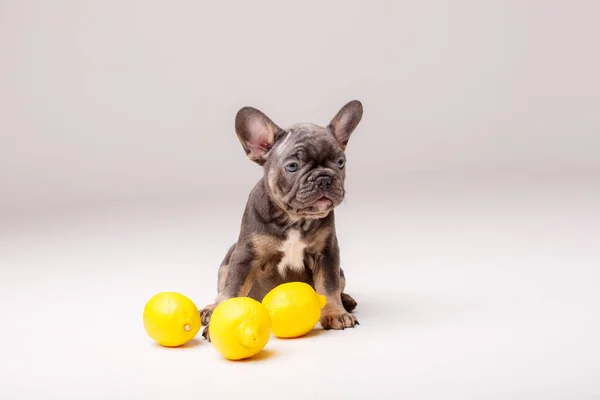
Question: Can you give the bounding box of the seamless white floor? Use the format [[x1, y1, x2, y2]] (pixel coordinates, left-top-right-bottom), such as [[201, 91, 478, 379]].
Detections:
[[1, 174, 599, 399]]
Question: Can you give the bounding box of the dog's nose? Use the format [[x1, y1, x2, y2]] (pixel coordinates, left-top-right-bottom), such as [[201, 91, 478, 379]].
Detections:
[[316, 174, 332, 189]]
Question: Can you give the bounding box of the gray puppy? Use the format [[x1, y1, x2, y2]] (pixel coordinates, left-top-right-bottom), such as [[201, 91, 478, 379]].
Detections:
[[200, 100, 363, 340]]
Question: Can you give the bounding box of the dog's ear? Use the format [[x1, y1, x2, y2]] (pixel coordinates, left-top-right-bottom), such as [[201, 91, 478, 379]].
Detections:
[[327, 100, 363, 151], [235, 107, 281, 165]]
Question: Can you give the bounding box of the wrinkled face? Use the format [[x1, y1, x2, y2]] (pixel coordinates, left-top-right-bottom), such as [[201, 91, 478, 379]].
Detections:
[[234, 100, 363, 220], [266, 124, 347, 219]]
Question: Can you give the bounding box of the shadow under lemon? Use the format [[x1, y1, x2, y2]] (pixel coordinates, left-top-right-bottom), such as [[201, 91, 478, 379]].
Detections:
[[236, 349, 278, 362], [150, 338, 202, 349]]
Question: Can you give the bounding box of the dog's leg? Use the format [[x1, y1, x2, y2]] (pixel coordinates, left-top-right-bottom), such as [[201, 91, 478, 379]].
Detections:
[[200, 243, 236, 326], [339, 268, 358, 313], [200, 263, 230, 342], [313, 239, 359, 330], [201, 244, 256, 341], [199, 262, 229, 326]]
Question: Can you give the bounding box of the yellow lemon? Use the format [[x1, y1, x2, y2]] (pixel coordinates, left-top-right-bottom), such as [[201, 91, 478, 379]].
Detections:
[[209, 297, 272, 361], [143, 292, 201, 347], [262, 282, 327, 338]]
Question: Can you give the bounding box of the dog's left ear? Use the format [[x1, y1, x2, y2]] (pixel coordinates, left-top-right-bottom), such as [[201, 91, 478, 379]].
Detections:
[[235, 106, 282, 165], [327, 100, 363, 150]]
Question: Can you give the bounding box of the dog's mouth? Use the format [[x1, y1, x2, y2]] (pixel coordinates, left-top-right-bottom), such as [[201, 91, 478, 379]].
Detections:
[[297, 196, 333, 216], [313, 197, 333, 211]]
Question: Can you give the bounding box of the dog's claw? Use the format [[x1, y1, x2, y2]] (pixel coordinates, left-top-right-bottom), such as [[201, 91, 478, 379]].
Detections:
[[201, 325, 211, 342], [320, 312, 358, 330]]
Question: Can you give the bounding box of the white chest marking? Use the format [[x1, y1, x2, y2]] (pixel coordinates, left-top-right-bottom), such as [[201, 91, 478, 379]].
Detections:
[[277, 229, 307, 276]]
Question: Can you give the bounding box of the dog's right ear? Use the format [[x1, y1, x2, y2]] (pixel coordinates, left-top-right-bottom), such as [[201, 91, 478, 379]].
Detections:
[[235, 107, 281, 165]]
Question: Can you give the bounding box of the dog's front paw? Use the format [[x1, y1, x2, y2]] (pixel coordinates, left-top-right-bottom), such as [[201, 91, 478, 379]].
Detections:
[[320, 311, 359, 330], [201, 325, 211, 342], [200, 308, 213, 326]]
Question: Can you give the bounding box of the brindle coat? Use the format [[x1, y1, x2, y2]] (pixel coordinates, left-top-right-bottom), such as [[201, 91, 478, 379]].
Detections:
[[200, 100, 363, 340]]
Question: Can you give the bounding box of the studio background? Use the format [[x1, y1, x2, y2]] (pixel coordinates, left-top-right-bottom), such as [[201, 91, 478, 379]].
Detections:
[[1, 1, 599, 399]]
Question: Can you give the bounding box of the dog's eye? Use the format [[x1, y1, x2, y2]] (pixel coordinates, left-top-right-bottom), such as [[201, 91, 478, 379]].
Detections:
[[337, 158, 346, 169], [285, 162, 299, 172]]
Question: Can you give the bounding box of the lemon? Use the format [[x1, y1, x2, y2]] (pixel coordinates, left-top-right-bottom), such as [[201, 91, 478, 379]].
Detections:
[[262, 282, 327, 338], [209, 297, 272, 361], [143, 292, 201, 347]]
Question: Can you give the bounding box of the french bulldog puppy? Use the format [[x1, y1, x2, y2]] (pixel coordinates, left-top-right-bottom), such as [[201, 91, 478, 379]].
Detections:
[[200, 100, 363, 340]]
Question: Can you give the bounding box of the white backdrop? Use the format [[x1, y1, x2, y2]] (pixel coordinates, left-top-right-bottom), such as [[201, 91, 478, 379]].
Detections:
[[1, 0, 599, 216], [1, 2, 599, 399]]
